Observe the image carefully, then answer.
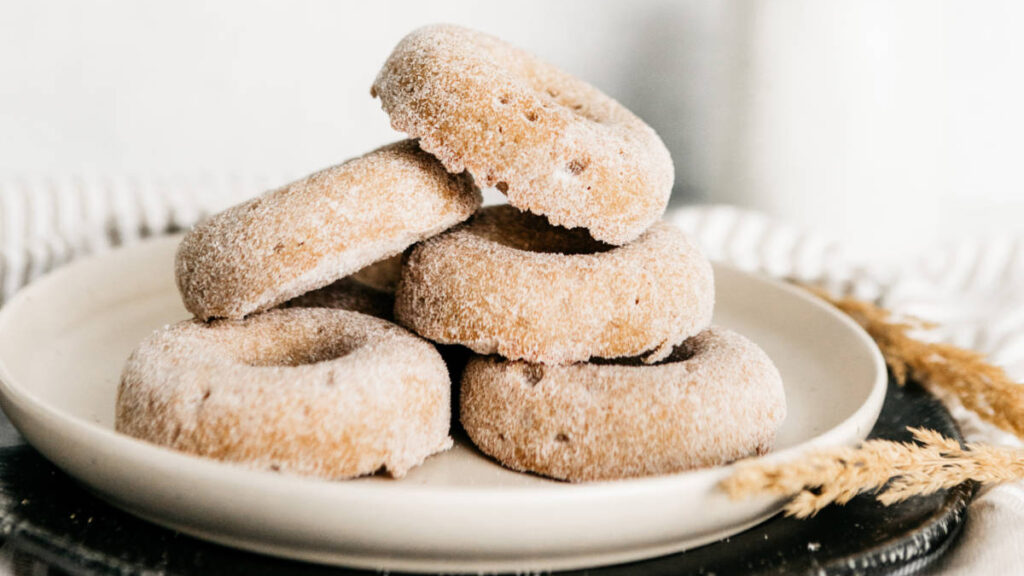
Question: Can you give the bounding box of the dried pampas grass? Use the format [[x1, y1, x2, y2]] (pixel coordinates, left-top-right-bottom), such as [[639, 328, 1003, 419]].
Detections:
[[721, 288, 1024, 517]]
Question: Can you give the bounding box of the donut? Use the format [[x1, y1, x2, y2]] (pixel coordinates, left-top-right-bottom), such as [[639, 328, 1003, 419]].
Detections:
[[460, 327, 786, 482], [115, 308, 453, 479], [281, 256, 401, 320], [176, 140, 481, 320], [372, 24, 673, 245], [394, 205, 714, 364], [348, 254, 402, 293], [281, 276, 394, 320]]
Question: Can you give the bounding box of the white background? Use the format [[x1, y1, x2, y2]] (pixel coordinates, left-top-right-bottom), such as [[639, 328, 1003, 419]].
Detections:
[[2, 0, 1023, 261]]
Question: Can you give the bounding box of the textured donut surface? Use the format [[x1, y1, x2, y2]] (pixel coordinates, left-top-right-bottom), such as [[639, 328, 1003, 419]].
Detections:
[[281, 276, 394, 320], [395, 205, 714, 364], [347, 254, 402, 293], [281, 256, 401, 320], [176, 140, 481, 320], [372, 24, 673, 245], [116, 308, 452, 479], [460, 327, 786, 482]]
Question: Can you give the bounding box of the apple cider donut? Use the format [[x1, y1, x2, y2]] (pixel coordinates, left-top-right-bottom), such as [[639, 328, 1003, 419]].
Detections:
[[281, 277, 394, 320], [116, 308, 453, 479], [372, 24, 673, 245], [348, 254, 402, 293], [176, 140, 481, 320], [395, 205, 714, 364], [280, 256, 402, 320], [460, 327, 786, 482]]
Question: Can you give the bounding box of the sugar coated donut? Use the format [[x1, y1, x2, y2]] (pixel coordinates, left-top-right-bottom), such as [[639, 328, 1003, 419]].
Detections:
[[348, 254, 402, 293], [176, 140, 481, 320], [282, 277, 394, 320], [460, 327, 786, 482], [281, 254, 400, 319], [116, 308, 452, 479], [395, 205, 714, 364], [372, 24, 673, 245]]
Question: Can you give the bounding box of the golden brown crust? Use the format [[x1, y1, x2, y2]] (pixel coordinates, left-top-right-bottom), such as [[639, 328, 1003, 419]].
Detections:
[[372, 24, 673, 245], [175, 140, 481, 320], [460, 327, 786, 482], [115, 308, 452, 479], [394, 205, 714, 364]]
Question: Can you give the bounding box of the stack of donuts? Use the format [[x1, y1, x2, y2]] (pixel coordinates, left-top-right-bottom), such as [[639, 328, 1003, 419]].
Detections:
[[116, 25, 786, 483]]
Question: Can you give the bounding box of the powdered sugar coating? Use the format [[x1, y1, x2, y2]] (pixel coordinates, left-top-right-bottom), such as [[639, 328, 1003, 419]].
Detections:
[[116, 308, 453, 479], [460, 327, 786, 482], [372, 24, 673, 245], [395, 205, 714, 364], [176, 140, 482, 320]]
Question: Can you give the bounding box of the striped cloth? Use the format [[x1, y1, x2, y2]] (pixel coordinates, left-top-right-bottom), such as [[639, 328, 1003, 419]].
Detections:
[[1, 179, 1022, 575], [0, 175, 300, 301]]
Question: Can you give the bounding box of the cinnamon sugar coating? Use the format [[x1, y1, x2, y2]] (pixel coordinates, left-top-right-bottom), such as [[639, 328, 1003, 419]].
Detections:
[[372, 24, 673, 245], [116, 308, 453, 479], [460, 327, 787, 482], [176, 140, 481, 320], [395, 205, 714, 364]]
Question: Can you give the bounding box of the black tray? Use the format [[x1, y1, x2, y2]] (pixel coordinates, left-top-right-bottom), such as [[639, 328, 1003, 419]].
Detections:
[[0, 378, 974, 576]]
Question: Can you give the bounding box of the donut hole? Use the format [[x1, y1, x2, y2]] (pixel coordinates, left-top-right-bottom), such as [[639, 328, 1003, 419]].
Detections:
[[241, 337, 355, 367], [469, 206, 612, 256]]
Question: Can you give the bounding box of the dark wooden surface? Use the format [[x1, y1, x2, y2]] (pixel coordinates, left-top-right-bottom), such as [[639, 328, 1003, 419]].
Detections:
[[0, 377, 974, 576]]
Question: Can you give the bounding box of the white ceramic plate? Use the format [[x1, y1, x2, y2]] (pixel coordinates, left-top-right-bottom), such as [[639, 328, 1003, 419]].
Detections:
[[0, 236, 886, 573]]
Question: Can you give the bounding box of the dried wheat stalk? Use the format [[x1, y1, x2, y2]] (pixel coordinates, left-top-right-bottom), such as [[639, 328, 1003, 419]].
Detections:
[[720, 289, 1024, 517], [723, 428, 1024, 518], [815, 289, 1024, 437]]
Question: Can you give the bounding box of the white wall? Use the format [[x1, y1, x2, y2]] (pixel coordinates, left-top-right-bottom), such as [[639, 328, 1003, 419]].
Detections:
[[2, 0, 1022, 261], [0, 0, 722, 180]]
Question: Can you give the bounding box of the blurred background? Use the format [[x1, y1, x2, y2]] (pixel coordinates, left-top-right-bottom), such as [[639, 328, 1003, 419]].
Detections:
[[2, 0, 1022, 262]]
